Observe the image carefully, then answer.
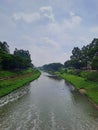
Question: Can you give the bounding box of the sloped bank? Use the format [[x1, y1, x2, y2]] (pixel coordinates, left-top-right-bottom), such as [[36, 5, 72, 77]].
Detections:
[[0, 69, 41, 97], [56, 72, 98, 109]]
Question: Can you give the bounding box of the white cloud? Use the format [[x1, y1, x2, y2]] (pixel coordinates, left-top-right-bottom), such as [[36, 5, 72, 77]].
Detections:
[[63, 12, 82, 29], [40, 6, 53, 13], [45, 12, 82, 37], [40, 6, 55, 22], [20, 35, 65, 66], [13, 12, 40, 23], [90, 26, 98, 34], [40, 37, 59, 48], [0, 12, 17, 41], [10, 10, 83, 66], [12, 6, 55, 23], [70, 11, 75, 16], [1, 0, 96, 66]]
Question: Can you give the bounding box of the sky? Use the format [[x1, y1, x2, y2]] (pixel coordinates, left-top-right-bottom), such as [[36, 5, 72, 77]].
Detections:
[[0, 0, 98, 66]]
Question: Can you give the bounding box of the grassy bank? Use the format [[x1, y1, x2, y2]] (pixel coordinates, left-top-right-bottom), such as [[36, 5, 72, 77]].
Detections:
[[56, 72, 98, 105], [0, 68, 41, 97]]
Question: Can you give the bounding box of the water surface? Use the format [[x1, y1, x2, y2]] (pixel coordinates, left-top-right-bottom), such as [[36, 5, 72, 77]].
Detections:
[[0, 72, 98, 130]]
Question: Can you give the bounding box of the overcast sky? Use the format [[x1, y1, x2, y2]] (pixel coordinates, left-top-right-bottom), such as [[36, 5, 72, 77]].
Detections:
[[0, 0, 98, 66]]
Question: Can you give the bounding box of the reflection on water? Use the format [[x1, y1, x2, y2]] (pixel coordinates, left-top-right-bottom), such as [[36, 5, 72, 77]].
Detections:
[[0, 72, 98, 130], [46, 75, 62, 81]]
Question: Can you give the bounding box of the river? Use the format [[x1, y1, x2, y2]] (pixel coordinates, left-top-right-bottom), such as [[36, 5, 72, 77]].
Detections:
[[0, 72, 98, 130]]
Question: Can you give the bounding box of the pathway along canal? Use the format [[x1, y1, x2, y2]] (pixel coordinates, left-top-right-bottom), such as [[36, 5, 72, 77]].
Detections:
[[0, 72, 98, 130]]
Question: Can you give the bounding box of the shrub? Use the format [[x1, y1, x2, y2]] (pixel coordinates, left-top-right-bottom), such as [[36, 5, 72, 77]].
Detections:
[[86, 71, 98, 82], [80, 71, 88, 78]]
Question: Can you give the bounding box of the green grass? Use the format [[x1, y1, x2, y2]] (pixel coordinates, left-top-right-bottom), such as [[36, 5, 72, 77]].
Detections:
[[0, 69, 41, 97], [56, 72, 98, 105], [0, 71, 15, 78], [0, 68, 35, 78]]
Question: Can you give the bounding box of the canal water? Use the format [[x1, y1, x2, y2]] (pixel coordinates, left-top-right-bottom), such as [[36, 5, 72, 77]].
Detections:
[[0, 72, 98, 130]]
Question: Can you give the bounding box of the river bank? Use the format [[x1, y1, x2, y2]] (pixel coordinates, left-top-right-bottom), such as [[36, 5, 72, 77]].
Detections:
[[56, 72, 98, 109], [0, 68, 41, 97]]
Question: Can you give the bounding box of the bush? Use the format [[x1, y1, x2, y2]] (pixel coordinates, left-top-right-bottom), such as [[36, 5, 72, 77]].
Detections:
[[80, 71, 88, 78], [66, 68, 81, 76], [67, 68, 74, 74], [86, 71, 98, 82]]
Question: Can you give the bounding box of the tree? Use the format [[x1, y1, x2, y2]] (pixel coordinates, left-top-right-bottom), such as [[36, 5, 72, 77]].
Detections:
[[70, 47, 82, 69], [14, 48, 32, 69], [70, 47, 81, 60], [64, 60, 72, 68], [92, 52, 98, 70], [14, 48, 31, 60], [0, 41, 10, 53], [64, 38, 98, 70], [42, 63, 63, 72], [0, 41, 33, 70]]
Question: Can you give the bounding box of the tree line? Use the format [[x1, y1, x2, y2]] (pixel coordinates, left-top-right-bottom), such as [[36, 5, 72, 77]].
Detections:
[[40, 38, 98, 72], [0, 41, 32, 70], [64, 38, 98, 70], [40, 63, 63, 72]]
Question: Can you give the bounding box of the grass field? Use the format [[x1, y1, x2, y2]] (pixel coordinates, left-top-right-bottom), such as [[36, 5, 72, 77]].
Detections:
[[56, 72, 98, 105], [0, 68, 41, 97]]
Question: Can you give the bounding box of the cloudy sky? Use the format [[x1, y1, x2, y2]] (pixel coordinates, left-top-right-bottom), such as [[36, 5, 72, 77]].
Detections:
[[0, 0, 98, 66]]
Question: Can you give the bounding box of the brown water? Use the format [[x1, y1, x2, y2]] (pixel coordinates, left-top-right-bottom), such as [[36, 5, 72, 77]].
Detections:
[[0, 72, 98, 130]]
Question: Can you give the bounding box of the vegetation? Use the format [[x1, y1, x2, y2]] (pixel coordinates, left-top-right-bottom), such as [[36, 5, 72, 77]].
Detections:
[[56, 72, 98, 105], [0, 41, 33, 70], [0, 41, 41, 97], [40, 63, 63, 72], [41, 38, 98, 106], [1, 38, 98, 106], [0, 68, 41, 97], [54, 38, 98, 105], [64, 38, 98, 70]]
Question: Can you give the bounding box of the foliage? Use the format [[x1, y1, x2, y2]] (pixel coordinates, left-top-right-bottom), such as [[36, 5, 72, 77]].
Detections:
[[86, 71, 98, 82], [80, 71, 88, 78], [0, 41, 41, 97], [63, 68, 98, 82], [0, 70, 15, 78], [58, 68, 66, 74], [64, 38, 98, 70], [42, 63, 63, 72], [57, 72, 98, 104], [0, 68, 34, 78], [13, 48, 32, 69], [0, 41, 32, 70], [0, 69, 41, 97], [0, 41, 10, 53], [92, 54, 98, 70], [14, 48, 31, 61], [64, 60, 72, 68]]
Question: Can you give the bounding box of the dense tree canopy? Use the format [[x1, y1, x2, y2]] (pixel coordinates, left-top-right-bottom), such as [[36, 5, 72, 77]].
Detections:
[[64, 38, 98, 70], [0, 41, 10, 54], [0, 41, 32, 70], [92, 52, 98, 70], [42, 63, 63, 72], [14, 48, 31, 59], [14, 48, 32, 69]]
